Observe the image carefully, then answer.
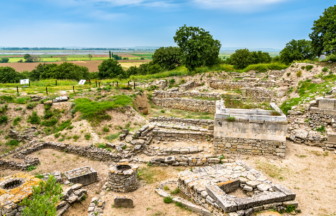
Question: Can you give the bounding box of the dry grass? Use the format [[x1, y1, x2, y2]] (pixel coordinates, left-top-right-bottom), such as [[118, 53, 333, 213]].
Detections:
[[137, 166, 169, 184], [255, 160, 290, 180]]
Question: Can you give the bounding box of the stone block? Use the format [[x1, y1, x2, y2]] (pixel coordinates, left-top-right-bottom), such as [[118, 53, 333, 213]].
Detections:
[[64, 167, 97, 186], [318, 98, 336, 110], [114, 196, 134, 208], [274, 184, 296, 201], [327, 131, 336, 143], [217, 180, 240, 193]]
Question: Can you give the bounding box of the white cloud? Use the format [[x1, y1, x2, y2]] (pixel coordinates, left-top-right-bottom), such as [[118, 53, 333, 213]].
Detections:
[[88, 10, 126, 20], [193, 0, 287, 11]]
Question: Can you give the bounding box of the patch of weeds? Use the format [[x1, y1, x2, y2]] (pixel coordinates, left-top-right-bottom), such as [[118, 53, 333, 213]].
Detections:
[[16, 97, 30, 104], [13, 116, 22, 126], [26, 102, 37, 109], [54, 133, 61, 138], [35, 174, 45, 179], [15, 107, 23, 111], [0, 115, 8, 125], [163, 196, 173, 204], [175, 202, 191, 212], [322, 67, 329, 72], [73, 135, 80, 141], [296, 70, 302, 77], [170, 187, 180, 195], [103, 126, 109, 132], [85, 133, 91, 140], [160, 109, 165, 113], [105, 132, 121, 141], [255, 160, 289, 180], [27, 165, 37, 172], [227, 116, 235, 122], [98, 143, 106, 149], [137, 166, 168, 184], [164, 185, 170, 191], [6, 139, 19, 146], [41, 118, 58, 127], [122, 145, 127, 150], [0, 95, 14, 102], [286, 205, 296, 213], [27, 111, 40, 124], [316, 125, 326, 133], [270, 111, 281, 116]]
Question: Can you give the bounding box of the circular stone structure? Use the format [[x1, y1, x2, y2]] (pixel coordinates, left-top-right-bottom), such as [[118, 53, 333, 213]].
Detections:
[[107, 163, 139, 193]]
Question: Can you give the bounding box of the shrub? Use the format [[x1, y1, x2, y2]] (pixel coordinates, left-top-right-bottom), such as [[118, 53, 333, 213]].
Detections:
[[286, 73, 291, 76], [6, 139, 19, 146], [0, 104, 8, 113], [98, 143, 106, 149], [85, 133, 91, 140], [0, 115, 8, 125], [73, 135, 79, 141], [296, 70, 302, 77], [54, 133, 61, 138], [27, 111, 41, 124], [227, 116, 235, 122], [13, 116, 22, 126], [16, 97, 30, 104], [286, 205, 296, 213], [316, 125, 326, 132], [301, 66, 305, 70], [160, 110, 165, 113], [163, 196, 173, 204], [0, 95, 15, 102], [322, 67, 329, 72], [306, 65, 313, 70], [170, 188, 180, 195], [169, 79, 175, 85], [103, 126, 109, 132], [164, 186, 170, 191], [26, 102, 37, 109], [20, 175, 63, 216]]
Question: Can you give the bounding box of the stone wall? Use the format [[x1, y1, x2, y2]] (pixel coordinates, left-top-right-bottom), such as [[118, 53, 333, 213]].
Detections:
[[152, 98, 216, 113], [209, 80, 275, 90], [179, 81, 201, 91], [241, 88, 274, 101], [150, 117, 214, 127], [214, 101, 287, 158], [153, 90, 222, 99], [269, 70, 286, 77]]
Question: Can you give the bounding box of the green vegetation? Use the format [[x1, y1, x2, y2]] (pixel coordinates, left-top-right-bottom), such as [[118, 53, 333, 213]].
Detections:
[[163, 196, 173, 204], [306, 65, 314, 70], [13, 116, 22, 126], [74, 95, 133, 124], [20, 175, 63, 216], [170, 188, 180, 195], [174, 25, 221, 71], [6, 139, 19, 146], [316, 125, 326, 132], [27, 111, 41, 124], [322, 67, 329, 72], [279, 39, 315, 64], [227, 116, 235, 122], [227, 49, 271, 69], [27, 102, 37, 109], [105, 132, 121, 141], [296, 70, 302, 77], [0, 115, 8, 125], [0, 95, 14, 102], [16, 97, 31, 104], [85, 133, 91, 140], [153, 47, 181, 70], [98, 59, 125, 79]]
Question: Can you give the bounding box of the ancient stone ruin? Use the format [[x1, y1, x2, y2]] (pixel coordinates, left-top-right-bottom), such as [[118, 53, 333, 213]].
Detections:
[[64, 166, 98, 186], [214, 100, 287, 158], [107, 163, 139, 193]]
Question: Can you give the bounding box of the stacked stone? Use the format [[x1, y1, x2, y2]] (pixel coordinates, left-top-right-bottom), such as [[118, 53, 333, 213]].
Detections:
[[209, 80, 253, 90], [148, 155, 232, 167], [241, 87, 274, 102], [88, 197, 105, 216], [149, 117, 214, 128], [157, 146, 203, 156], [0, 140, 39, 159], [152, 98, 216, 113], [64, 167, 98, 186], [152, 128, 213, 141], [153, 90, 223, 99], [0, 156, 39, 171], [268, 70, 286, 77], [179, 81, 201, 91], [214, 138, 286, 158], [106, 163, 139, 193], [177, 162, 299, 215]]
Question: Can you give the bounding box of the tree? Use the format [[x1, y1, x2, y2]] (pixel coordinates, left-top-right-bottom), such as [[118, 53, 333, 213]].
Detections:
[[230, 49, 252, 69], [88, 54, 93, 60], [109, 51, 111, 59], [126, 66, 139, 77], [23, 54, 31, 60], [98, 59, 125, 79], [250, 51, 271, 64], [279, 39, 314, 64], [152, 47, 182, 70], [173, 25, 221, 71], [0, 58, 9, 63], [60, 56, 67, 61], [309, 5, 336, 57], [20, 175, 63, 216], [0, 66, 22, 83]]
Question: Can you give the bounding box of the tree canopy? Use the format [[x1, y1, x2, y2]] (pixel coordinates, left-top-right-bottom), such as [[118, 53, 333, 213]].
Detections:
[[152, 46, 181, 70], [309, 5, 336, 57], [279, 39, 315, 64], [173, 25, 221, 71], [98, 59, 125, 79], [0, 66, 24, 83], [0, 58, 9, 63], [229, 49, 252, 69]]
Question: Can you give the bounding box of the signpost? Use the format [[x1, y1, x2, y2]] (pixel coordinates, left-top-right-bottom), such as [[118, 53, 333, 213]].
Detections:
[[78, 80, 86, 85], [20, 79, 29, 85]]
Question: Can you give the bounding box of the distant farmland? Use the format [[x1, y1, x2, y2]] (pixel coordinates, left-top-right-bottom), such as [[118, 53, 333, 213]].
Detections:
[[0, 60, 150, 72]]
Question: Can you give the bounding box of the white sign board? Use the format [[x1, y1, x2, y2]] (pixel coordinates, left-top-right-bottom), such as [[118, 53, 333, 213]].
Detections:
[[20, 79, 29, 85], [78, 80, 86, 85]]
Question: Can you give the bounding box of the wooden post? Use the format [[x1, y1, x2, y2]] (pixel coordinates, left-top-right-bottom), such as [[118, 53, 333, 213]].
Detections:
[[29, 80, 30, 87], [117, 81, 118, 87], [46, 87, 48, 95], [134, 82, 135, 89], [17, 86, 19, 94], [95, 81, 97, 87], [56, 80, 57, 86], [99, 82, 100, 88], [128, 81, 130, 86], [73, 86, 75, 93]]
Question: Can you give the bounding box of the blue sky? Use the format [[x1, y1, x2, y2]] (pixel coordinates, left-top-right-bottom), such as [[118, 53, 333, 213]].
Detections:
[[0, 0, 333, 49]]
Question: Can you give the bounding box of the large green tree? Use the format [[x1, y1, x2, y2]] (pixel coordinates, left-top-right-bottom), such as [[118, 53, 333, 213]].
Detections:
[[230, 49, 252, 69], [98, 59, 125, 79], [173, 25, 221, 71], [152, 47, 181, 70], [309, 5, 336, 56], [279, 39, 314, 64], [0, 58, 9, 63], [0, 66, 23, 83], [250, 51, 272, 64]]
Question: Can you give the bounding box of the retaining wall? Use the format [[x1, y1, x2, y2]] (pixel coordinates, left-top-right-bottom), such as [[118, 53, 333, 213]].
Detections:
[[152, 98, 216, 113]]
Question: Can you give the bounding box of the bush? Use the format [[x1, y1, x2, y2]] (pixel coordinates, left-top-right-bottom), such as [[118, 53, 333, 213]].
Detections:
[[170, 188, 180, 195], [6, 139, 19, 146], [301, 66, 305, 70], [306, 65, 313, 70], [0, 104, 8, 113], [98, 59, 125, 79], [316, 125, 326, 132], [27, 102, 37, 109], [0, 95, 15, 102], [322, 67, 329, 72], [27, 111, 41, 124], [0, 115, 8, 125], [16, 97, 30, 104], [103, 126, 110, 132], [20, 175, 63, 216], [296, 70, 302, 77], [13, 116, 22, 126], [163, 196, 173, 204], [41, 118, 58, 127], [169, 78, 175, 85], [227, 116, 235, 122], [160, 110, 165, 113], [85, 133, 91, 140], [287, 73, 291, 76]]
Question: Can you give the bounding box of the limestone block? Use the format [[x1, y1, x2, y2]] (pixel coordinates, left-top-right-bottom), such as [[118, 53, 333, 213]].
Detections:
[[114, 196, 134, 208]]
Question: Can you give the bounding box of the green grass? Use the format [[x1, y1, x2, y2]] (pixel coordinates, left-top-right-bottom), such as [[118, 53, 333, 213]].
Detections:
[[16, 97, 31, 104], [241, 63, 287, 72], [13, 116, 22, 126], [105, 132, 121, 141], [0, 95, 15, 102], [74, 95, 133, 124], [6, 139, 19, 146]]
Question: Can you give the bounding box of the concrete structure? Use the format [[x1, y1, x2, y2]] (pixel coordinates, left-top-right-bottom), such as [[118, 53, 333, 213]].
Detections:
[[64, 166, 97, 186], [214, 100, 287, 158], [107, 163, 139, 193]]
